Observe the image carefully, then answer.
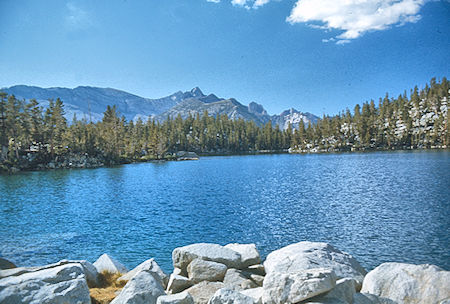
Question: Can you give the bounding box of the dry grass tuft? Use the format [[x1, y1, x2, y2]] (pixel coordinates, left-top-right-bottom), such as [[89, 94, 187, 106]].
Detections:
[[90, 287, 121, 304], [98, 271, 127, 288], [90, 271, 128, 304]]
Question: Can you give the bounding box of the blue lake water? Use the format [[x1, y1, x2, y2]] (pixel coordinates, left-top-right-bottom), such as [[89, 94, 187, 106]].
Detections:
[[1, 151, 449, 273]]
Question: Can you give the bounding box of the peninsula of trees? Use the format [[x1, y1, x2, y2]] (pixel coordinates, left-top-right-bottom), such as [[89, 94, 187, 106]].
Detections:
[[0, 77, 448, 172]]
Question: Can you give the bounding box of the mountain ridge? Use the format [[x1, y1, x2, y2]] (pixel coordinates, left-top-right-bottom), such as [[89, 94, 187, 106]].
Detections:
[[0, 85, 319, 129]]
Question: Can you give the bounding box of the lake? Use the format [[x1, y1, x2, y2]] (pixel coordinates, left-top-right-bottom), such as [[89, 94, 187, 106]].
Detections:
[[0, 151, 449, 273]]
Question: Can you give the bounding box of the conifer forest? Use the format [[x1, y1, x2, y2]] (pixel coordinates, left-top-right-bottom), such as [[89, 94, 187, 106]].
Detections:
[[0, 77, 448, 171]]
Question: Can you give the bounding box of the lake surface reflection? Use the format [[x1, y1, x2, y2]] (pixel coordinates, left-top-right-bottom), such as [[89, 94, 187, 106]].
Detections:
[[1, 151, 449, 272]]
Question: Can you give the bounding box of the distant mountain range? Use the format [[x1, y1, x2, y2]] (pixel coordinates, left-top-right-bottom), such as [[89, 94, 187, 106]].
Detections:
[[0, 85, 318, 129]]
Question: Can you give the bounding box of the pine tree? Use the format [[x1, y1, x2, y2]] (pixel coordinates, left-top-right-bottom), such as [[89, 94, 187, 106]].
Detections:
[[0, 92, 8, 149], [5, 95, 22, 161], [27, 99, 44, 150]]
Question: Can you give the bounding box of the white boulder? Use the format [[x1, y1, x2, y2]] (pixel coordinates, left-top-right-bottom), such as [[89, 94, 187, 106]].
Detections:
[[223, 268, 258, 291], [119, 258, 168, 288], [94, 253, 128, 274], [184, 281, 225, 304], [208, 288, 256, 304], [61, 259, 100, 287], [157, 291, 194, 304], [224, 244, 261, 268], [353, 293, 397, 304], [307, 278, 357, 304], [241, 287, 263, 304], [187, 259, 227, 284], [0, 259, 99, 288], [0, 263, 90, 304], [262, 268, 337, 304], [173, 243, 242, 271], [361, 262, 450, 304], [111, 269, 166, 304], [166, 273, 193, 294], [264, 242, 366, 287]]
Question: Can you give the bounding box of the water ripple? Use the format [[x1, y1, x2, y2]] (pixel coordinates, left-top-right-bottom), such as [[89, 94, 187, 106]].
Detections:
[[0, 151, 449, 272]]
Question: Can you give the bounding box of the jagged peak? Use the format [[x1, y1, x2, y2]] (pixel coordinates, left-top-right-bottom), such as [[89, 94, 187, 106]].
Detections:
[[190, 87, 204, 97], [181, 87, 205, 100], [248, 102, 267, 115], [227, 98, 242, 106], [2, 84, 320, 127], [279, 108, 302, 116]]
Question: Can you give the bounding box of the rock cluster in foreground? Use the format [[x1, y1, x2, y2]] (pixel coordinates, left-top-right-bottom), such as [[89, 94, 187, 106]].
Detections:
[[0, 241, 449, 304]]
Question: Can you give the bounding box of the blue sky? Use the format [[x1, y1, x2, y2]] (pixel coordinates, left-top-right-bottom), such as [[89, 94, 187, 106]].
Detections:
[[0, 0, 449, 116]]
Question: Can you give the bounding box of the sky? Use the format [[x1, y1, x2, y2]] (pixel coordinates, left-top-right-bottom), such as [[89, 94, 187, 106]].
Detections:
[[0, 0, 449, 116]]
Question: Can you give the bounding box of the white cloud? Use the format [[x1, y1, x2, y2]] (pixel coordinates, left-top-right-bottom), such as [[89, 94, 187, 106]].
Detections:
[[254, 0, 271, 8], [232, 0, 250, 9], [207, 0, 221, 3], [231, 0, 248, 5], [230, 0, 273, 9], [286, 0, 426, 43], [65, 2, 92, 30]]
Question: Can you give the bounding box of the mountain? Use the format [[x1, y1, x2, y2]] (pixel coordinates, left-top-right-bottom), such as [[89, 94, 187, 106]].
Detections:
[[1, 85, 186, 122], [0, 85, 319, 129], [271, 108, 319, 129], [153, 91, 272, 125]]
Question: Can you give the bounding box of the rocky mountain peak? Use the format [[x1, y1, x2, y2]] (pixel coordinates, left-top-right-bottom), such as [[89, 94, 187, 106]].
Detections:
[[248, 102, 268, 116], [1, 85, 319, 129], [279, 108, 301, 116], [182, 87, 205, 100], [190, 87, 204, 97]]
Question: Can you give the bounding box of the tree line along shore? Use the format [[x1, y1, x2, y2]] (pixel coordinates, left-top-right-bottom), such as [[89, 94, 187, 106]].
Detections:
[[0, 77, 448, 172]]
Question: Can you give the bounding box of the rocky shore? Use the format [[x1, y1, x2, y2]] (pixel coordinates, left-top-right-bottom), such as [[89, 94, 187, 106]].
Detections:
[[0, 153, 107, 173], [0, 241, 449, 304], [0, 151, 201, 173]]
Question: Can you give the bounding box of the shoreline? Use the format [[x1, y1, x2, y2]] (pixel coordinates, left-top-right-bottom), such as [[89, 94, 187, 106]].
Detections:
[[1, 146, 449, 174], [1, 146, 448, 174]]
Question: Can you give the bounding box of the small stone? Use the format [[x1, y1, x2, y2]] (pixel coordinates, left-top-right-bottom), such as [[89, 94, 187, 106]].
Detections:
[[245, 264, 265, 276], [0, 258, 16, 270], [208, 288, 256, 304], [249, 274, 264, 287], [173, 267, 183, 275]]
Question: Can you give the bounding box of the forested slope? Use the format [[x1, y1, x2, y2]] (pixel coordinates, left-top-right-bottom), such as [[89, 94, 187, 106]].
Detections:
[[0, 78, 448, 172]]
